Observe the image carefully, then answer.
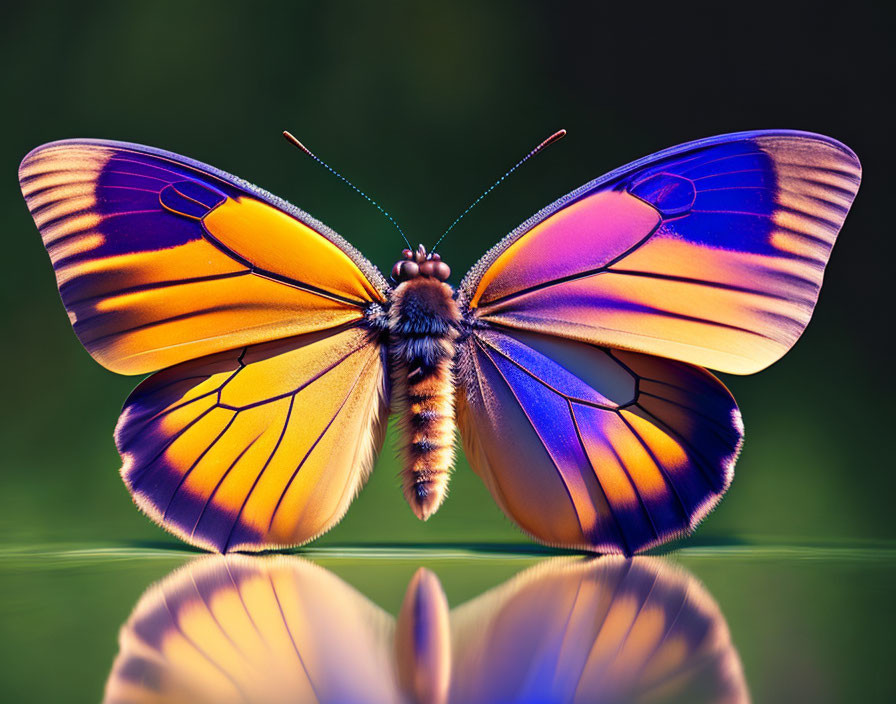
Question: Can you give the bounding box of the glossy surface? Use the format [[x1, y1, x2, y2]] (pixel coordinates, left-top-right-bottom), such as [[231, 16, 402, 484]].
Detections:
[[1, 544, 893, 703], [102, 555, 746, 704]]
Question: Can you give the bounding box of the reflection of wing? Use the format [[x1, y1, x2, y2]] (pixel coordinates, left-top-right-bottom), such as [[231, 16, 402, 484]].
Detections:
[[117, 327, 388, 552], [19, 140, 387, 375], [457, 328, 742, 554], [449, 557, 749, 704], [103, 556, 402, 704], [460, 131, 860, 374]]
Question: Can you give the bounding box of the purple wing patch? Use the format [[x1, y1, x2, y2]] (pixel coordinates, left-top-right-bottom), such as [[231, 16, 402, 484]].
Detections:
[[159, 180, 226, 219], [629, 171, 697, 216], [461, 130, 861, 375], [457, 327, 742, 555], [19, 139, 389, 375]]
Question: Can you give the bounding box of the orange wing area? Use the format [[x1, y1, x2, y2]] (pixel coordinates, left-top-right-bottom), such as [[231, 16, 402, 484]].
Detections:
[[461, 132, 861, 375], [456, 328, 742, 554], [19, 140, 387, 375], [116, 327, 388, 552], [103, 556, 402, 704], [448, 557, 748, 703]]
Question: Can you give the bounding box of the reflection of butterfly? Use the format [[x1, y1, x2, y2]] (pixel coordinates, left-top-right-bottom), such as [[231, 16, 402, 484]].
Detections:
[[103, 555, 749, 704], [19, 130, 860, 554]]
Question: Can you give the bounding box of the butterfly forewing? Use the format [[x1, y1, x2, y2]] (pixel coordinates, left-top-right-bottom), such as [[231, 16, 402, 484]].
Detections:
[[19, 139, 388, 375], [460, 130, 861, 375]]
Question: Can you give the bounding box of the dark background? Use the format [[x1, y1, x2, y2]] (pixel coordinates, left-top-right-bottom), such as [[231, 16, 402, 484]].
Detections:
[[1, 1, 892, 548]]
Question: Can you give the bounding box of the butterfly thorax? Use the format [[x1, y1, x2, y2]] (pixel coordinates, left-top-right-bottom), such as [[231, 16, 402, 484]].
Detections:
[[388, 246, 459, 520]]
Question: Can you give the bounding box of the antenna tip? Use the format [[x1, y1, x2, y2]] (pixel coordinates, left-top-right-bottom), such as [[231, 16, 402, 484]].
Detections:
[[282, 130, 312, 156], [543, 129, 567, 147]]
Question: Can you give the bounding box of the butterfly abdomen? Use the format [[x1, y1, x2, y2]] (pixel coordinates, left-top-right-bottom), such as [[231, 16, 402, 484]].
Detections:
[[389, 277, 460, 520]]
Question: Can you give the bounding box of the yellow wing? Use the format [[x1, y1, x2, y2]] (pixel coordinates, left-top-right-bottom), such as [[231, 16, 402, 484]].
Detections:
[[19, 139, 388, 375], [116, 327, 388, 552]]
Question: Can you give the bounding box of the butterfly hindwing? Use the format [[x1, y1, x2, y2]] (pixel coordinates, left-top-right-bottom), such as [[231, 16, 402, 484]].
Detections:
[[460, 130, 861, 375], [456, 328, 742, 554], [19, 139, 388, 375], [116, 326, 389, 552]]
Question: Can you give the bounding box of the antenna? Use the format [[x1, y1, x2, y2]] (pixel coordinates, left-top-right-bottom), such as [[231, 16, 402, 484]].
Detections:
[[282, 130, 411, 250], [430, 128, 567, 253]]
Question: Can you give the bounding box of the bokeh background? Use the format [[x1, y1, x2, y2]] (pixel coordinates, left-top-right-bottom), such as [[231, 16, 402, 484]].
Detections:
[[1, 1, 892, 549]]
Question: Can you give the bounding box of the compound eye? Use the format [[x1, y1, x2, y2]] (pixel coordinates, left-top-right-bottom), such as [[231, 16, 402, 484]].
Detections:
[[433, 261, 451, 281], [398, 260, 419, 280]]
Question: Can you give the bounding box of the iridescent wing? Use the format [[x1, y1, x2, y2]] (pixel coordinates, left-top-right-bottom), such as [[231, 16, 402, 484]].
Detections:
[[116, 327, 388, 552], [449, 557, 748, 704], [19, 139, 388, 375], [459, 131, 860, 375], [20, 140, 392, 551], [103, 556, 403, 704], [456, 328, 742, 554]]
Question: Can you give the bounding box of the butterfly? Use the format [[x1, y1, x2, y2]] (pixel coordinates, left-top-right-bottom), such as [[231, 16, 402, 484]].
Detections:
[[18, 129, 861, 555], [103, 554, 748, 703]]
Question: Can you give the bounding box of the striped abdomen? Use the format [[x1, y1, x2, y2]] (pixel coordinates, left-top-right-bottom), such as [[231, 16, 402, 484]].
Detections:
[[389, 277, 460, 520]]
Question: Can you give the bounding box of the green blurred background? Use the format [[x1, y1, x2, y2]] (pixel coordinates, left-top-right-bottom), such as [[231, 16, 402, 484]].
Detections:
[[1, 0, 892, 549], [2, 3, 895, 703]]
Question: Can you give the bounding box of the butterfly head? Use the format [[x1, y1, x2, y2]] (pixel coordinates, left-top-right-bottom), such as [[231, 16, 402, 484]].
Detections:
[[391, 244, 451, 283]]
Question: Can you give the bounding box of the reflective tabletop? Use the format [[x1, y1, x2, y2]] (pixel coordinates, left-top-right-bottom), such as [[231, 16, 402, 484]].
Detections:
[[1, 542, 893, 703]]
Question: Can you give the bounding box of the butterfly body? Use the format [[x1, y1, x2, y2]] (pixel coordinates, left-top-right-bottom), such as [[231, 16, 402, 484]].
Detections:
[[388, 250, 460, 519], [19, 131, 861, 555]]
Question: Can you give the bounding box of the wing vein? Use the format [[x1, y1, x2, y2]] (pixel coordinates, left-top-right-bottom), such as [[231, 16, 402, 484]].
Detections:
[[568, 400, 630, 553], [222, 395, 295, 553], [267, 347, 378, 531], [616, 411, 690, 522], [474, 337, 588, 539], [634, 404, 725, 494], [162, 411, 239, 519]]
